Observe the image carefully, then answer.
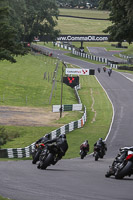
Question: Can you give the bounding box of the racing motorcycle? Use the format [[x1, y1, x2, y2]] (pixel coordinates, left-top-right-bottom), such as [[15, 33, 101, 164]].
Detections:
[[80, 145, 89, 159], [37, 144, 60, 170], [93, 145, 105, 161], [32, 143, 45, 164], [105, 147, 133, 179]]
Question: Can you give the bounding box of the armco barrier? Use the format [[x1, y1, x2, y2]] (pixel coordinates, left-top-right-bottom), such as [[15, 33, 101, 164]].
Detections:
[[0, 106, 86, 158]]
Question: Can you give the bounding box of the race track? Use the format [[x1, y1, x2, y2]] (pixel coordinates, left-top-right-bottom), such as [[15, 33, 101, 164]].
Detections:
[[0, 47, 133, 200]]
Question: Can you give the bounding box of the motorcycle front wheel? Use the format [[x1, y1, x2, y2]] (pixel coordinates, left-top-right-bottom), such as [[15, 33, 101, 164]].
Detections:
[[115, 161, 133, 179], [39, 153, 54, 170], [95, 152, 99, 161], [32, 149, 41, 164], [80, 151, 86, 159]]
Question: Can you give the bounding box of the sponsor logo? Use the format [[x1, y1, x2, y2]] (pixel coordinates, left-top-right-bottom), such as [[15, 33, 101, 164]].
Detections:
[[57, 35, 109, 42]]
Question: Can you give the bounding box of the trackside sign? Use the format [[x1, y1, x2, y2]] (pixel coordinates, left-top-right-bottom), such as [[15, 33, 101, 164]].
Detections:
[[57, 35, 109, 42], [66, 68, 95, 75]]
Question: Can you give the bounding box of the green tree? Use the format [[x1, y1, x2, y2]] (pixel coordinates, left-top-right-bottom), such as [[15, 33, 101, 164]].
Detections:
[[0, 0, 26, 63], [98, 0, 111, 10], [21, 0, 60, 43], [103, 0, 133, 45]]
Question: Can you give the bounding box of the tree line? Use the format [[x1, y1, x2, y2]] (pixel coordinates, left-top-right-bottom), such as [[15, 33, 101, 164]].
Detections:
[[0, 0, 60, 63], [57, 0, 100, 8], [0, 0, 133, 63]]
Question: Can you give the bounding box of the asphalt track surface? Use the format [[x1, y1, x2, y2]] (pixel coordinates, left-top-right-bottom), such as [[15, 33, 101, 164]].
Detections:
[[0, 47, 133, 200]]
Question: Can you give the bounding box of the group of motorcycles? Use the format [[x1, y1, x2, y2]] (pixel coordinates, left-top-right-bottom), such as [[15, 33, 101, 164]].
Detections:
[[32, 137, 133, 179], [79, 140, 107, 161], [32, 142, 61, 170], [79, 140, 133, 179]]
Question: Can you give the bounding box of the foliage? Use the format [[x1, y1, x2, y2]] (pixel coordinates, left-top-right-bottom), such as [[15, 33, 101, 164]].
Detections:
[[0, 0, 27, 63], [0, 127, 8, 146], [98, 0, 111, 10], [0, 0, 60, 63], [57, 0, 100, 8], [103, 0, 133, 44]]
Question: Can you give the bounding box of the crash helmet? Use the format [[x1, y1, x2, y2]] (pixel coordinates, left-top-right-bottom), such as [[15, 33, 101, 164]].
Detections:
[[99, 138, 103, 141], [45, 134, 50, 139], [59, 134, 66, 139]]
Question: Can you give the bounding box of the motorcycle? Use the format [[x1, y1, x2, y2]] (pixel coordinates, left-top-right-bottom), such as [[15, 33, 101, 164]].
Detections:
[[105, 147, 133, 179], [94, 145, 105, 161], [80, 145, 89, 159], [32, 143, 45, 164], [37, 144, 60, 170]]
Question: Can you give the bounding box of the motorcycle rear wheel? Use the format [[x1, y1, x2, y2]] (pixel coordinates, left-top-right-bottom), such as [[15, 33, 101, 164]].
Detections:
[[115, 161, 133, 179]]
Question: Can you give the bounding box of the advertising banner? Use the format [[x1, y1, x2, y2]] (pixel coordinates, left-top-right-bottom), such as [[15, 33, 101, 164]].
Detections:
[[38, 35, 109, 42], [63, 77, 79, 88], [57, 35, 109, 42], [66, 68, 95, 75]]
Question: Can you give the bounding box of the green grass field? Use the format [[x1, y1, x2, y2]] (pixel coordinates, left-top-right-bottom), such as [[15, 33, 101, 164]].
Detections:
[[59, 8, 110, 19], [56, 8, 111, 35], [0, 54, 77, 107], [0, 53, 113, 158]]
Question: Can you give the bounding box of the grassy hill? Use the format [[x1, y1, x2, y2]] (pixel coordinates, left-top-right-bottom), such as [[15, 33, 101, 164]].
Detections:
[[56, 9, 111, 35]]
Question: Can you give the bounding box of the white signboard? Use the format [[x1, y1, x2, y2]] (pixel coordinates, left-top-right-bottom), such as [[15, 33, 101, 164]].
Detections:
[[66, 68, 90, 75]]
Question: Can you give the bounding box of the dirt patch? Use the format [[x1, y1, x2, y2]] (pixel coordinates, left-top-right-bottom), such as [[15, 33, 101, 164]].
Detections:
[[0, 106, 66, 127]]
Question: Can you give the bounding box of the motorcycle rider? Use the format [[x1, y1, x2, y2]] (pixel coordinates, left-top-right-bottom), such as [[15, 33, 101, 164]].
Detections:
[[35, 133, 51, 146], [80, 140, 89, 154], [44, 134, 68, 161], [32, 134, 51, 164], [94, 138, 107, 156]]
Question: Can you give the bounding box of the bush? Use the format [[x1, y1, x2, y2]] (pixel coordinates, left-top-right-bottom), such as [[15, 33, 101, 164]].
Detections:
[[0, 127, 20, 148], [0, 127, 8, 147]]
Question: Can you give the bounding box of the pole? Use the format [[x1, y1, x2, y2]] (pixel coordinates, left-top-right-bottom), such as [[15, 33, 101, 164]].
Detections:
[[60, 65, 64, 118]]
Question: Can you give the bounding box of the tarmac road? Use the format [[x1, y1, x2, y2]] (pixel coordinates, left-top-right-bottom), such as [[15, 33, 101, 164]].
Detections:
[[0, 46, 133, 200], [87, 46, 126, 63]]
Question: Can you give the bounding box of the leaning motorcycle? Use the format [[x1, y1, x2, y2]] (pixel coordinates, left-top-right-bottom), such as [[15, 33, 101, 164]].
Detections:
[[37, 144, 59, 170], [105, 147, 133, 179], [80, 145, 88, 159], [32, 143, 45, 164], [94, 145, 104, 161]]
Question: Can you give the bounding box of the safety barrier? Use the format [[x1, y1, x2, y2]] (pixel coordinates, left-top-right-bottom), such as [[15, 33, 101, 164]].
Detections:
[[0, 85, 86, 158], [0, 106, 86, 158], [55, 42, 129, 69]]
